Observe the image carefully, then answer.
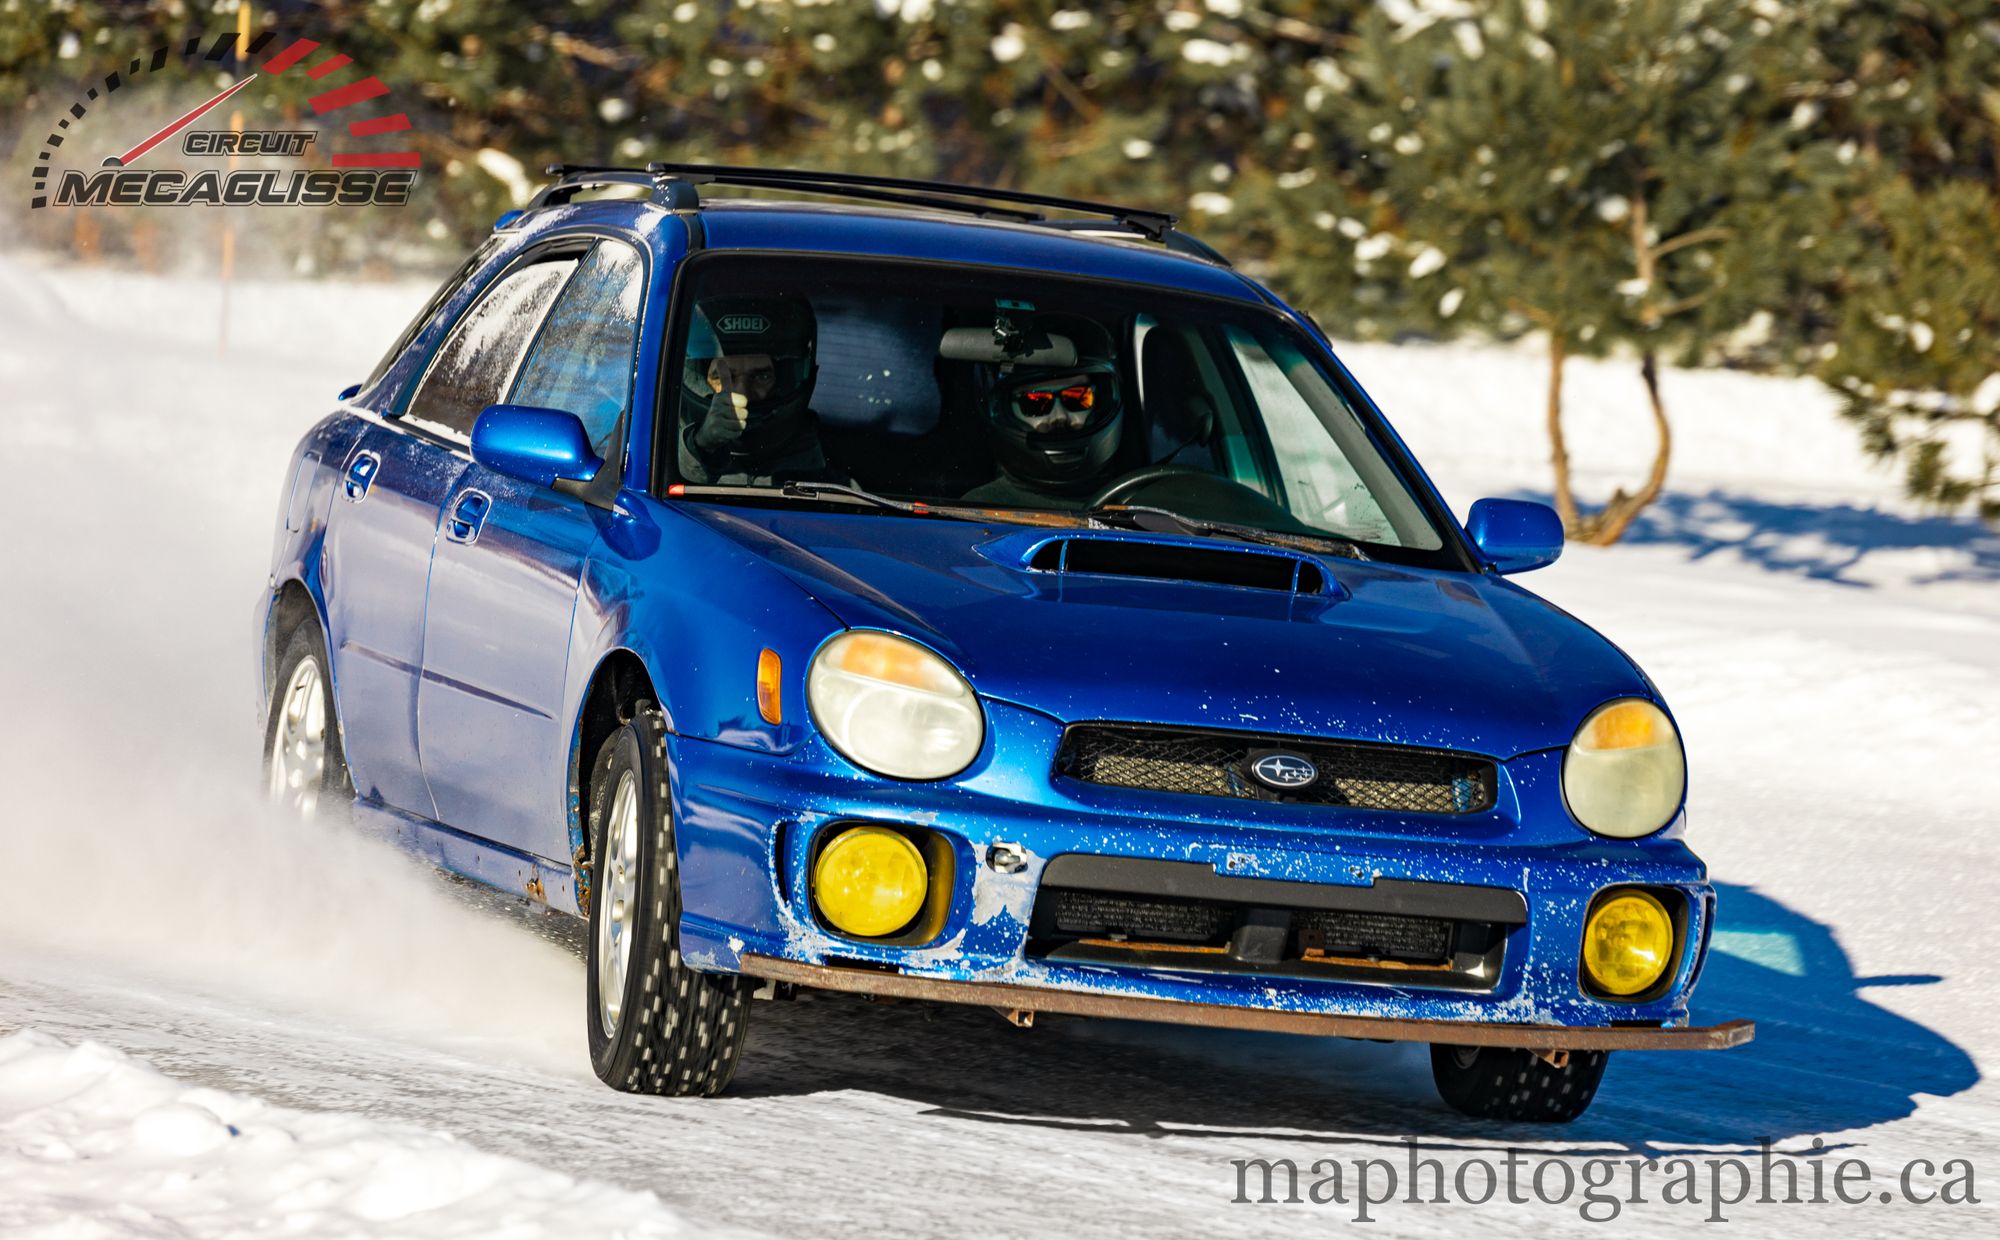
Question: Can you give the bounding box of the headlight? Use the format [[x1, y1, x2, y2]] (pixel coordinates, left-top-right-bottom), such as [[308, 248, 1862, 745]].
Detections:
[[813, 826, 928, 937], [808, 631, 984, 779], [1561, 698, 1686, 838], [1581, 889, 1675, 996]]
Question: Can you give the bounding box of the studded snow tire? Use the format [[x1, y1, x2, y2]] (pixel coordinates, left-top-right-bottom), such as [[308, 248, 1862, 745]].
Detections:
[[584, 703, 751, 1096], [1429, 1043, 1609, 1122]]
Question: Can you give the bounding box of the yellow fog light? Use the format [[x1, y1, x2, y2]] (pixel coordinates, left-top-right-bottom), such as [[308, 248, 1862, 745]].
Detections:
[[1581, 889, 1675, 997], [813, 826, 928, 938]]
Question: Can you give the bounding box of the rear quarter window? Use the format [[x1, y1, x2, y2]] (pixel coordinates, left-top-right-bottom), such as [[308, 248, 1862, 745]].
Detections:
[[405, 257, 577, 439]]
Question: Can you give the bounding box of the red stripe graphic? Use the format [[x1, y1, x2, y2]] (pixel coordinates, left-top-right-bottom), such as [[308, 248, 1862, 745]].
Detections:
[[261, 38, 319, 75], [330, 151, 421, 168], [309, 77, 388, 113], [114, 74, 258, 167], [306, 53, 353, 80], [347, 113, 412, 137]]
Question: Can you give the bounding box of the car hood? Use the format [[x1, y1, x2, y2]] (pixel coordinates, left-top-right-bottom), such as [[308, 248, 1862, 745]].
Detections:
[[677, 505, 1650, 759]]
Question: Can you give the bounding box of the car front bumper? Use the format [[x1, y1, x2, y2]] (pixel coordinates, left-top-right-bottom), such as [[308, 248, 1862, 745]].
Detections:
[[667, 700, 1744, 1042], [738, 954, 1754, 1051]]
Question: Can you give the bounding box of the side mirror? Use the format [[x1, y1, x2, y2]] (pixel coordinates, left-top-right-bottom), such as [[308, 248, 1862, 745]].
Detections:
[[1465, 498, 1564, 574], [471, 404, 602, 488]]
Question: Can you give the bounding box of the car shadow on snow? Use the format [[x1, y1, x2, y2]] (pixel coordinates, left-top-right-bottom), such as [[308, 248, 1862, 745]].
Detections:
[[1496, 487, 2000, 587], [729, 882, 1976, 1154]]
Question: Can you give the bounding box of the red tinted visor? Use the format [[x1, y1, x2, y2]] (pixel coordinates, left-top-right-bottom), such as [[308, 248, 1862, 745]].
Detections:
[[1018, 383, 1094, 415]]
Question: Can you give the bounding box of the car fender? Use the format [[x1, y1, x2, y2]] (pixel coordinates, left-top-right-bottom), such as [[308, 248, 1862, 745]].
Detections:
[[557, 491, 849, 910], [256, 411, 367, 719]]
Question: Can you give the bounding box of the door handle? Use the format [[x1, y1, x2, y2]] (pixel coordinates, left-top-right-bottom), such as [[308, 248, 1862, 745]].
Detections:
[[342, 450, 380, 502], [446, 490, 491, 544]]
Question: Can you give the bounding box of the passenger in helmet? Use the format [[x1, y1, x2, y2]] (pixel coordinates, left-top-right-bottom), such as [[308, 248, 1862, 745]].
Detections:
[[677, 294, 835, 485], [961, 325, 1125, 508]]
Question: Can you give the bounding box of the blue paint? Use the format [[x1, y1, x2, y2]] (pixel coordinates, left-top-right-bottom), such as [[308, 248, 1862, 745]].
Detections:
[[255, 194, 1716, 1033], [471, 404, 603, 488], [1465, 496, 1565, 574]]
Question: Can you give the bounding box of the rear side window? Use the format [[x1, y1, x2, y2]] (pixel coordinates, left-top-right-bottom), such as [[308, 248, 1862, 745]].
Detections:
[[509, 241, 645, 457], [406, 256, 577, 439], [363, 238, 499, 395]]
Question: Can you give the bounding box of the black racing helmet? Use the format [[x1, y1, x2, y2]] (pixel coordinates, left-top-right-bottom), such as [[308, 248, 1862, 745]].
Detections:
[[680, 294, 818, 415], [984, 320, 1123, 490]]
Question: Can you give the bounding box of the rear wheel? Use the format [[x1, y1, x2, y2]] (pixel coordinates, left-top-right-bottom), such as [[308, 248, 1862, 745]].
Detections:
[[584, 703, 750, 1095], [264, 620, 351, 818], [1429, 1044, 1609, 1122]]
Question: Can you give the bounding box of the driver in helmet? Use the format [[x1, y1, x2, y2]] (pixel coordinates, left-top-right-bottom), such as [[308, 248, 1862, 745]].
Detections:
[[677, 294, 835, 485], [962, 338, 1125, 509]]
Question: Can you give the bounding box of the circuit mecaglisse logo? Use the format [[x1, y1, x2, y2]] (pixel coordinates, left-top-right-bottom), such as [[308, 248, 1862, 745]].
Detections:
[[31, 31, 420, 210]]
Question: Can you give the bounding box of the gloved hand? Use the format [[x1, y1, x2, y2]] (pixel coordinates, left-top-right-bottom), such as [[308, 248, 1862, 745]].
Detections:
[[691, 394, 749, 453]]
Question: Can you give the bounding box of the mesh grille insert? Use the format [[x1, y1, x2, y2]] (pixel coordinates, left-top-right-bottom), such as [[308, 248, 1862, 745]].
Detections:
[[1049, 890, 1233, 944], [1056, 723, 1496, 815], [1293, 908, 1454, 962]]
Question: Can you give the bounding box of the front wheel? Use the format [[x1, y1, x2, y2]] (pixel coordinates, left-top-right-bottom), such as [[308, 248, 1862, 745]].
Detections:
[[584, 704, 750, 1095], [1429, 1044, 1609, 1122]]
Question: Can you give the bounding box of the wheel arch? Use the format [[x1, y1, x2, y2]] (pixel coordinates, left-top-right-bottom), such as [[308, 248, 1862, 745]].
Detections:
[[566, 647, 661, 917], [263, 578, 323, 695]]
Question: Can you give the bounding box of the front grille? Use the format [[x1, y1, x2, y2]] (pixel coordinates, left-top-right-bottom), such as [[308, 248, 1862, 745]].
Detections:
[[1049, 890, 1233, 944], [1056, 723, 1496, 815], [1292, 908, 1453, 962], [1027, 874, 1510, 990]]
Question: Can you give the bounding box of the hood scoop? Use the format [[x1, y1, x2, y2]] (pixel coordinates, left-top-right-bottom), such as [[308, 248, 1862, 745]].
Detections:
[[1024, 534, 1334, 595]]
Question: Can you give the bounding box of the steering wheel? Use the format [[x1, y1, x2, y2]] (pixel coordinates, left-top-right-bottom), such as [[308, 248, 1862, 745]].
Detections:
[[1086, 465, 1213, 509]]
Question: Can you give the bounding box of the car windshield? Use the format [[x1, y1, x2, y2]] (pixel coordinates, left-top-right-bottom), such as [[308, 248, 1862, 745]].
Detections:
[[660, 254, 1450, 563]]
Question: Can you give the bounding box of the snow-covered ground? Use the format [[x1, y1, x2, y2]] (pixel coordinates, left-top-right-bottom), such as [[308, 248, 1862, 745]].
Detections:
[[1, 251, 1995, 1238], [0, 1029, 691, 1238]]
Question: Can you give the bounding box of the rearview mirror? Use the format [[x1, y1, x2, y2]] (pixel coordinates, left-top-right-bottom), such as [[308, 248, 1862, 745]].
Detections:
[[937, 326, 1077, 367], [471, 404, 602, 488], [1465, 498, 1563, 574]]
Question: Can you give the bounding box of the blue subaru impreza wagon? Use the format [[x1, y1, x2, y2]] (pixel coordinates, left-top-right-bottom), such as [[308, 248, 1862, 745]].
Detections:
[[256, 163, 1749, 1119]]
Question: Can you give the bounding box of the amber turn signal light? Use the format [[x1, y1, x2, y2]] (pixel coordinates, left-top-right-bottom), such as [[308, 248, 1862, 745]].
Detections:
[[757, 648, 782, 724]]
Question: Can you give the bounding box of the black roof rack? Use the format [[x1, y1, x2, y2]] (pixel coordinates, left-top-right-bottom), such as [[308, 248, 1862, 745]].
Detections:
[[1036, 217, 1235, 266], [527, 161, 1188, 247]]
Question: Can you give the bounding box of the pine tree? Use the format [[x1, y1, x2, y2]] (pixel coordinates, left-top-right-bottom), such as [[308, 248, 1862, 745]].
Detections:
[[1807, 0, 2000, 521], [1824, 177, 2000, 521], [1274, 0, 1844, 544]]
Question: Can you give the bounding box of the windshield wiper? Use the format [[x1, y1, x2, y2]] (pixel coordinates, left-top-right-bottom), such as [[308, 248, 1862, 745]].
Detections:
[[780, 479, 922, 513], [1082, 503, 1368, 562]]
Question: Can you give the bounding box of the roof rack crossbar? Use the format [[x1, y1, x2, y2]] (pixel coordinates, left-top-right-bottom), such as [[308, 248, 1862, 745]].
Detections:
[[1037, 217, 1234, 267], [535, 161, 1178, 241], [528, 166, 699, 211], [666, 169, 1048, 223], [649, 161, 1178, 240]]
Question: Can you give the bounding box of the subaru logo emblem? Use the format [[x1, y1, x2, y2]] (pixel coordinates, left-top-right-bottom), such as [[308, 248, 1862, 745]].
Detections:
[[1249, 752, 1319, 790]]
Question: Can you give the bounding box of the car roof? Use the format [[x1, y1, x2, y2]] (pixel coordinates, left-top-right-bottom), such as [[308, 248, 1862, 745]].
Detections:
[[534, 196, 1270, 306]]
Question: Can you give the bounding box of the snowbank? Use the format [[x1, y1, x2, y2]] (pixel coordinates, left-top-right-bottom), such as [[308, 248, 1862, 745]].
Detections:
[[0, 1029, 689, 1239]]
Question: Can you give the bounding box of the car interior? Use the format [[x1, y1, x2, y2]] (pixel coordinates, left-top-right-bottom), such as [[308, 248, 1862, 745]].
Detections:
[[661, 256, 1439, 553]]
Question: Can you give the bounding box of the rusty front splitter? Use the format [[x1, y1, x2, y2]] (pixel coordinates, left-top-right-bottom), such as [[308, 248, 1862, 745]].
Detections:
[[738, 955, 1753, 1051]]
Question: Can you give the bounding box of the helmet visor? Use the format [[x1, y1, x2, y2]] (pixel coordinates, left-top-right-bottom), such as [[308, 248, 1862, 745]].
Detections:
[[1001, 372, 1111, 436]]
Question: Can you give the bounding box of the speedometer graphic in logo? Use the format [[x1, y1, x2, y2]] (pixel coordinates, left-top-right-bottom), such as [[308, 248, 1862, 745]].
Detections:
[[31, 30, 422, 210]]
